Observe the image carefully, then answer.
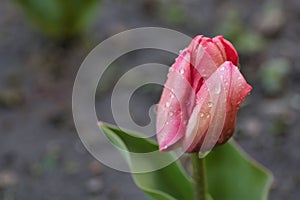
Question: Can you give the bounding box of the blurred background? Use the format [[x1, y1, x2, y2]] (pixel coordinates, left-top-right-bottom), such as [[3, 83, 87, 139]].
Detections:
[[0, 0, 299, 199]]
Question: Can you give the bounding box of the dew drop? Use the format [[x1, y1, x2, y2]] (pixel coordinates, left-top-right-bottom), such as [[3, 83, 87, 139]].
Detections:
[[206, 114, 210, 118], [169, 93, 175, 98], [214, 86, 221, 94], [162, 145, 169, 150], [166, 102, 170, 107], [180, 69, 185, 75], [201, 69, 207, 77], [200, 112, 205, 117], [169, 112, 174, 116], [207, 101, 213, 108]]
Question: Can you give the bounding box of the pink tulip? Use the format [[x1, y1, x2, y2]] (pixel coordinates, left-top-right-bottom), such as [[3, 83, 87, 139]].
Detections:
[[156, 35, 252, 153]]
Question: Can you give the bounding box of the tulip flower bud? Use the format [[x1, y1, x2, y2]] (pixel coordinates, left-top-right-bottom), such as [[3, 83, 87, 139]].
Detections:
[[156, 35, 252, 153]]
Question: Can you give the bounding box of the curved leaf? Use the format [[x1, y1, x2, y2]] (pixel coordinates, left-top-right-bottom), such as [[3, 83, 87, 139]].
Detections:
[[205, 140, 273, 200], [100, 123, 273, 200], [100, 123, 194, 200]]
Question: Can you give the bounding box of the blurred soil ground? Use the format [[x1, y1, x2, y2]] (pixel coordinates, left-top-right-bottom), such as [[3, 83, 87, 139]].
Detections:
[[0, 0, 299, 199]]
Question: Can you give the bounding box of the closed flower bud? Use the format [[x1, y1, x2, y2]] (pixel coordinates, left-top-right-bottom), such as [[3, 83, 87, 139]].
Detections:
[[156, 35, 252, 153]]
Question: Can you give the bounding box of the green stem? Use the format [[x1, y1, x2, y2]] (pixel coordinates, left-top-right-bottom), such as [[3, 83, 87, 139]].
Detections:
[[191, 153, 207, 200]]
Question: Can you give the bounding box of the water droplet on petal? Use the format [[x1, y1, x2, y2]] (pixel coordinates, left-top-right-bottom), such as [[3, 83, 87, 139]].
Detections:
[[169, 93, 175, 98], [162, 145, 169, 150], [200, 112, 205, 117], [169, 112, 174, 116], [166, 102, 170, 107], [207, 101, 213, 108], [214, 86, 221, 94], [206, 114, 210, 118], [180, 69, 185, 75], [201, 69, 207, 77]]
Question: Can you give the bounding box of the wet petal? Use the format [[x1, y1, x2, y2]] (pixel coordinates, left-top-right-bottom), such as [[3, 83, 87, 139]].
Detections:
[[182, 62, 252, 152], [188, 36, 223, 80], [215, 36, 239, 66], [156, 35, 251, 153], [156, 49, 195, 151], [217, 61, 252, 144]]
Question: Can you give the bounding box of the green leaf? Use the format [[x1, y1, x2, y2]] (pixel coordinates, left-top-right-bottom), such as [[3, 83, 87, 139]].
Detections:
[[100, 123, 272, 200], [100, 123, 194, 200], [205, 140, 273, 200]]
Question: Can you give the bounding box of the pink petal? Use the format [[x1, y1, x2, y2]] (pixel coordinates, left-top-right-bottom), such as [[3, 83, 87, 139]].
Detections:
[[182, 61, 252, 152], [217, 62, 252, 144], [186, 36, 239, 95], [188, 36, 222, 80], [215, 36, 239, 66], [156, 49, 195, 151]]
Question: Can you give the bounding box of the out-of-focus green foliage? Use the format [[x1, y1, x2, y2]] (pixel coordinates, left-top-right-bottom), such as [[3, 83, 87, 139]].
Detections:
[[162, 4, 186, 26], [3, 191, 15, 200], [272, 117, 288, 136], [259, 58, 290, 96], [15, 0, 102, 39], [217, 9, 266, 54]]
